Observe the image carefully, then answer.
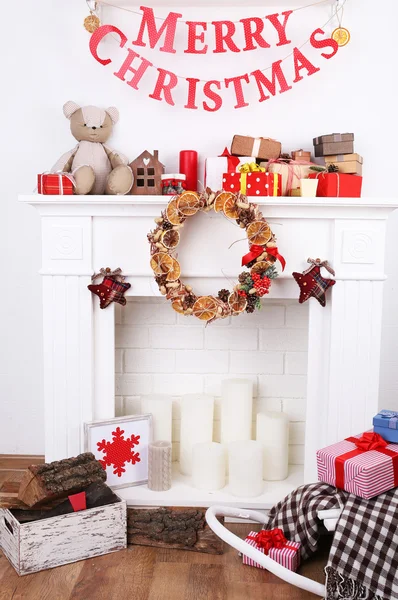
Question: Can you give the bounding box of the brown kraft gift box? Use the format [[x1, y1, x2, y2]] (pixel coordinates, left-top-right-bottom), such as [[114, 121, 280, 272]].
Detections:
[[292, 149, 311, 162], [323, 153, 363, 175], [313, 133, 354, 157], [231, 135, 281, 161]]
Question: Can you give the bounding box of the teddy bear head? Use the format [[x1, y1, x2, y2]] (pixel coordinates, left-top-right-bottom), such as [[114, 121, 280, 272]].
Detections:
[[63, 101, 119, 144]]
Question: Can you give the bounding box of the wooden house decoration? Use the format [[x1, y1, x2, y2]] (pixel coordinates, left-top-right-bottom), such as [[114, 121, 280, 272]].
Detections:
[[129, 150, 165, 195]]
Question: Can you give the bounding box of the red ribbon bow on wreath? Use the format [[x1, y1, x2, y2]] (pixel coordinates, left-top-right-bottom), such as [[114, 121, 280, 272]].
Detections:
[[242, 245, 286, 271], [247, 529, 288, 555], [353, 432, 387, 452]]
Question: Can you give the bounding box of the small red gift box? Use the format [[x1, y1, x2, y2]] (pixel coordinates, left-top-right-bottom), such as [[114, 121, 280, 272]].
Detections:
[[308, 172, 362, 198], [242, 529, 300, 571], [38, 173, 75, 195], [222, 171, 281, 197], [317, 431, 398, 499]]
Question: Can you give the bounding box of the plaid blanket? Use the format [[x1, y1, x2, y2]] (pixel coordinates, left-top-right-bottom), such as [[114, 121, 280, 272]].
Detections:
[[266, 483, 398, 600]]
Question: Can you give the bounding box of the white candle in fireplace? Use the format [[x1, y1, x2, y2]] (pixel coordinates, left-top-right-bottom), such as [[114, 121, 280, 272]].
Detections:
[[192, 442, 226, 491], [141, 395, 172, 443], [228, 441, 263, 497], [256, 411, 289, 481], [221, 379, 253, 444], [179, 394, 214, 476]]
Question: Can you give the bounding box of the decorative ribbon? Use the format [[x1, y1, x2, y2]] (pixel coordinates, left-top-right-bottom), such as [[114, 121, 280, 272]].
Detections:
[[38, 171, 75, 195], [219, 147, 240, 172], [68, 491, 87, 512], [380, 411, 398, 430], [304, 258, 335, 277], [267, 158, 314, 195], [238, 162, 266, 194], [247, 529, 297, 555], [250, 137, 277, 158], [335, 432, 398, 490], [91, 267, 124, 282], [241, 245, 285, 271], [311, 171, 341, 197]]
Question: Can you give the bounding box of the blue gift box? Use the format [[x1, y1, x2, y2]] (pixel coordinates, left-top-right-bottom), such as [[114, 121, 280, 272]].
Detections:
[[373, 410, 398, 443]]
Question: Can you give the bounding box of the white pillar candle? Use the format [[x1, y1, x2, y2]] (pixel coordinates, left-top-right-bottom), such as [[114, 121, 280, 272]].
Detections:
[[148, 441, 172, 491], [192, 442, 226, 491], [300, 178, 318, 197], [228, 441, 263, 497], [179, 394, 214, 476], [141, 395, 172, 442], [221, 379, 253, 444], [256, 411, 289, 481]]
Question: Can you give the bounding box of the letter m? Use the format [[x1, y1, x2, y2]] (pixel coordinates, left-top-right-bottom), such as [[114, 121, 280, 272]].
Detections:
[[251, 61, 292, 102], [132, 6, 182, 54]]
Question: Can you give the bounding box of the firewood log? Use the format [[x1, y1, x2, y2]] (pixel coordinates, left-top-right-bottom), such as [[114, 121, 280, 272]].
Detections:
[[18, 453, 106, 507]]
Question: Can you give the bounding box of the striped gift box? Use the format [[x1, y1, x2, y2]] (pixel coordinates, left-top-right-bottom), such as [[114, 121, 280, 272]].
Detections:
[[38, 173, 75, 195], [317, 431, 398, 499], [242, 530, 300, 571]]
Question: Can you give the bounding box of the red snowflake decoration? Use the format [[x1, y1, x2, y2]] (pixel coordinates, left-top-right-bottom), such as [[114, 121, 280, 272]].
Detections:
[[97, 426, 141, 477]]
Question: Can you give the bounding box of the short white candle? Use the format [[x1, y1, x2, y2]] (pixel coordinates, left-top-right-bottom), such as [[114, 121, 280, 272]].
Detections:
[[228, 441, 263, 497], [300, 178, 318, 197], [221, 379, 253, 444], [179, 394, 214, 476], [141, 395, 172, 442], [192, 442, 226, 491], [256, 411, 289, 481]]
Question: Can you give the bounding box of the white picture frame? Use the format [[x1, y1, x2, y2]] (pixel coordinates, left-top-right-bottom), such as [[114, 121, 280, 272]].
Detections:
[[84, 414, 153, 490]]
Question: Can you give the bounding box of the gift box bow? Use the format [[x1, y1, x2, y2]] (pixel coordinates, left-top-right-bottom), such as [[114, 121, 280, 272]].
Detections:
[[238, 162, 266, 194], [219, 147, 240, 171], [380, 411, 398, 429], [242, 245, 285, 271], [247, 529, 297, 555]]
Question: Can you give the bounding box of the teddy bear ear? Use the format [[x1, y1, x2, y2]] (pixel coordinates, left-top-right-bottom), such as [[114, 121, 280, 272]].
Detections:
[[105, 107, 119, 124], [63, 101, 81, 119]]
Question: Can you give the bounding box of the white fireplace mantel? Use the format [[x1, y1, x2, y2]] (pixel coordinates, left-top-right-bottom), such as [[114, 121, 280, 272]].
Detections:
[[20, 194, 398, 508]]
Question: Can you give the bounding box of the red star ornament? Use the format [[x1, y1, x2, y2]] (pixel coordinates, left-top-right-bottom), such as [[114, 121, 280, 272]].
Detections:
[[292, 259, 336, 307], [88, 275, 131, 309]]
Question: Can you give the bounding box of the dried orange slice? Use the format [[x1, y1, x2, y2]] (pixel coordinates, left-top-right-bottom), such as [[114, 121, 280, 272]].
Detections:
[[246, 221, 272, 245], [166, 258, 181, 282], [251, 260, 272, 275], [223, 195, 240, 219], [228, 291, 247, 314], [192, 296, 218, 321], [166, 198, 183, 225], [332, 27, 350, 47], [172, 299, 184, 314], [161, 229, 180, 249], [150, 252, 174, 275], [177, 191, 201, 216], [214, 191, 235, 213]]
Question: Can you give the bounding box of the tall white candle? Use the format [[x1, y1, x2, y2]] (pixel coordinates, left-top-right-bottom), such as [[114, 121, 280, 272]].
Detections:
[[192, 442, 226, 491], [179, 394, 214, 476], [221, 379, 253, 444], [256, 411, 289, 481], [141, 395, 172, 442], [228, 441, 263, 497]]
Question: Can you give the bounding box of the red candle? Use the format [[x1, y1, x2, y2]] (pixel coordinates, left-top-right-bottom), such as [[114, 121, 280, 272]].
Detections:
[[179, 150, 198, 192]]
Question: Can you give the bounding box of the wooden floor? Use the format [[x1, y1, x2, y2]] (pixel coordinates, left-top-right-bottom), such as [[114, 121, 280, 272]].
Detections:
[[0, 456, 329, 600]]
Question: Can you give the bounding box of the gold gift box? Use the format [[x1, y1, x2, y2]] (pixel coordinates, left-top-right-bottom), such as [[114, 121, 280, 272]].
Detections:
[[323, 153, 363, 175]]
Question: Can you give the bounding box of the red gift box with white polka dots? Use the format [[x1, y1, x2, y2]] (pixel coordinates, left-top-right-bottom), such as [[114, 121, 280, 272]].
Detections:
[[222, 171, 281, 197]]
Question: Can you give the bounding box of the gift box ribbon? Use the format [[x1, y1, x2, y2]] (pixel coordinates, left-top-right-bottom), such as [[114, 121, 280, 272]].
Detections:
[[219, 147, 240, 171], [247, 529, 297, 555], [335, 432, 398, 489], [238, 163, 266, 194], [268, 158, 314, 195], [380, 411, 398, 430], [241, 245, 285, 271]]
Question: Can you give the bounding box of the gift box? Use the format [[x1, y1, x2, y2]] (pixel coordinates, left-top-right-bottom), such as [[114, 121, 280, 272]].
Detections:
[[260, 160, 315, 196], [222, 170, 281, 197], [231, 135, 281, 161], [38, 172, 75, 195], [242, 529, 300, 571], [373, 410, 398, 443], [323, 153, 363, 175], [317, 431, 398, 499], [205, 148, 255, 191], [292, 149, 311, 162], [308, 172, 362, 197], [313, 133, 354, 157]]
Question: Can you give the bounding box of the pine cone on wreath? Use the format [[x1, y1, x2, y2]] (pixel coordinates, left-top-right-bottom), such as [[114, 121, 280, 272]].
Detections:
[[238, 272, 251, 284], [162, 221, 173, 230], [156, 274, 168, 286], [237, 209, 256, 228], [218, 289, 230, 303], [184, 293, 196, 308]]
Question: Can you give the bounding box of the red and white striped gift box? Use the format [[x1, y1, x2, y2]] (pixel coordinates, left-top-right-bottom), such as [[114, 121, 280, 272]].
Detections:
[[242, 530, 300, 571], [317, 431, 398, 499]]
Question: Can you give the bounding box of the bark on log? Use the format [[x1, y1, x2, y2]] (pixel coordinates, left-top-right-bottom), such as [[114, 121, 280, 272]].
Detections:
[[18, 453, 106, 507], [127, 507, 224, 555]]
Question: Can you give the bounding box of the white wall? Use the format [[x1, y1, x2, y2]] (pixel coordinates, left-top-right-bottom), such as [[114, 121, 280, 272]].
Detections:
[[1, 0, 397, 454]]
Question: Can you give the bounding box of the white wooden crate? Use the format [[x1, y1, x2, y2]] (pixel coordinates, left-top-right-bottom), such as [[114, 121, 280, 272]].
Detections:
[[0, 498, 127, 576]]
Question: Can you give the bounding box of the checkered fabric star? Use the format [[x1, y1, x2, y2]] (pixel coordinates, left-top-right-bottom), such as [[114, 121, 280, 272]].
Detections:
[[88, 267, 131, 309], [292, 258, 335, 307]]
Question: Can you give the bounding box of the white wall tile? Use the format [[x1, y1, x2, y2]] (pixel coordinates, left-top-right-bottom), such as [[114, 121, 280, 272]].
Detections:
[[289, 445, 305, 465], [285, 304, 309, 329], [285, 352, 308, 375], [125, 349, 175, 373], [176, 350, 229, 373], [115, 374, 152, 395], [115, 325, 149, 349], [258, 374, 307, 398], [260, 329, 308, 352], [115, 349, 123, 373], [152, 374, 204, 395], [255, 398, 283, 413], [123, 301, 176, 325], [205, 327, 258, 350], [289, 422, 306, 445], [229, 351, 284, 374], [282, 398, 307, 421], [124, 396, 142, 415], [149, 326, 203, 349], [233, 305, 285, 328]]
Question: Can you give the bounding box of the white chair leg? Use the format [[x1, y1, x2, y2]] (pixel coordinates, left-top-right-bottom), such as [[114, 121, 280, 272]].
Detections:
[[205, 505, 326, 598]]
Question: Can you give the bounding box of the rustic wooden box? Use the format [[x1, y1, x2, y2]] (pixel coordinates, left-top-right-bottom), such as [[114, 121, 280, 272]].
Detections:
[[0, 498, 127, 576]]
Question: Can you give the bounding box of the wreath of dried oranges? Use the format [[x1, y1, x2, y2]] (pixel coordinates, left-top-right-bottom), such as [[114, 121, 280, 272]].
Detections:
[[148, 189, 284, 323]]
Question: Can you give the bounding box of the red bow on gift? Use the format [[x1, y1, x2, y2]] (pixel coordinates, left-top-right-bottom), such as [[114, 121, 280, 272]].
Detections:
[[241, 245, 286, 271], [247, 529, 287, 555], [353, 432, 387, 452], [219, 147, 240, 171]]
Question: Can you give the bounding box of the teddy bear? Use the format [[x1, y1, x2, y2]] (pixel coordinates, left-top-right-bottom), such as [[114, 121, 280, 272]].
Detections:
[[51, 101, 133, 195]]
